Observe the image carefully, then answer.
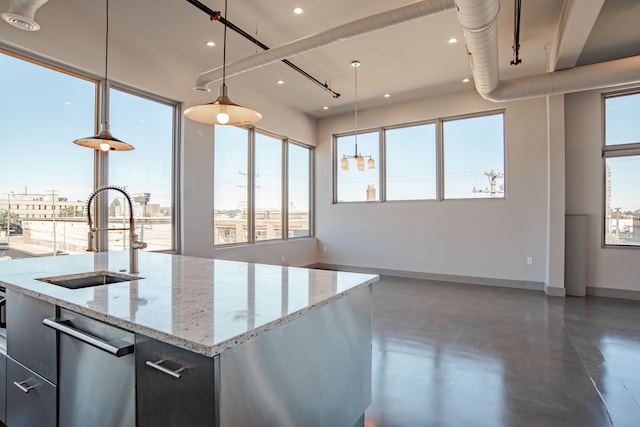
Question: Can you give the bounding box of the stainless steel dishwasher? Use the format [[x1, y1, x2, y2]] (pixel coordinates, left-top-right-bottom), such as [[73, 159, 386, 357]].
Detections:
[[43, 308, 136, 427]]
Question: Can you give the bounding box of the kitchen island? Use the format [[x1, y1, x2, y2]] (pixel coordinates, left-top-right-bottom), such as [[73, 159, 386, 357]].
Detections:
[[0, 251, 378, 427]]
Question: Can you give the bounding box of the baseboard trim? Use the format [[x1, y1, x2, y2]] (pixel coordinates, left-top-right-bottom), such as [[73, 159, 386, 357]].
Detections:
[[586, 286, 640, 301], [307, 263, 545, 293], [545, 285, 566, 297]]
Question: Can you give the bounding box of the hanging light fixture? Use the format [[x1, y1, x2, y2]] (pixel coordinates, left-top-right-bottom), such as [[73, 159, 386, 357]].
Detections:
[[184, 0, 262, 126], [340, 60, 374, 172], [73, 0, 133, 152]]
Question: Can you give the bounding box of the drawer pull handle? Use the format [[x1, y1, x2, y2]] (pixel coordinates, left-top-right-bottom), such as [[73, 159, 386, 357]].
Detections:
[[14, 380, 35, 394], [146, 359, 186, 379], [43, 318, 134, 357]]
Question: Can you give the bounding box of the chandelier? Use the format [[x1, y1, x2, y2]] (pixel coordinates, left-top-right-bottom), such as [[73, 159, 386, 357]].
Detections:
[[340, 60, 374, 171]]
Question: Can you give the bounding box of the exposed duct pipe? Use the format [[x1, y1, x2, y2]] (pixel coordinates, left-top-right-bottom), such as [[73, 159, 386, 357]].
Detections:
[[1, 0, 50, 31], [455, 0, 640, 102], [194, 0, 457, 91]]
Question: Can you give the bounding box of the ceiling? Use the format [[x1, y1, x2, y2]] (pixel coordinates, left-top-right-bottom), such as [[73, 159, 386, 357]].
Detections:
[[4, 0, 640, 118]]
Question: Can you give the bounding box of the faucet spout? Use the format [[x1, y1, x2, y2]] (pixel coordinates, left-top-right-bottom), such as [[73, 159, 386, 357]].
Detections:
[[86, 185, 147, 274]]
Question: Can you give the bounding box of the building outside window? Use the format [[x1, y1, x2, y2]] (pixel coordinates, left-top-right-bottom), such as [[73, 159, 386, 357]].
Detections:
[[603, 91, 640, 247]]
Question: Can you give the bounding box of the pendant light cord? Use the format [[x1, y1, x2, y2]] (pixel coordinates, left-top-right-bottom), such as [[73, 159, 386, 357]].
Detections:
[[222, 0, 227, 87], [102, 0, 110, 125], [354, 61, 359, 155]]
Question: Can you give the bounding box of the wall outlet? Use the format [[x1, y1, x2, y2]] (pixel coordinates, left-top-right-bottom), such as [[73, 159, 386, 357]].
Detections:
[[526, 257, 533, 265], [323, 246, 327, 252], [281, 256, 285, 263]]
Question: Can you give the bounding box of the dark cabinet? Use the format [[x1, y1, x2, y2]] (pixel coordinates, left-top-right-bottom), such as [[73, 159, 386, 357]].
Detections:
[[6, 290, 57, 426], [50, 309, 136, 427], [0, 351, 6, 424], [6, 290, 57, 384], [135, 335, 218, 427], [6, 358, 55, 427]]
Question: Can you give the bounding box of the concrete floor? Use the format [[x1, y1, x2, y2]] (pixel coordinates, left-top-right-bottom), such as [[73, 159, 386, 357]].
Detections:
[[365, 277, 640, 427]]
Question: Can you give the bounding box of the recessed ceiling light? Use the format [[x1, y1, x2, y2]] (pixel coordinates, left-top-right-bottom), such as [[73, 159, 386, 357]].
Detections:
[[206, 41, 215, 47], [293, 7, 303, 14], [384, 94, 390, 98], [277, 80, 284, 85], [323, 106, 329, 110], [462, 78, 470, 83], [448, 38, 458, 44]]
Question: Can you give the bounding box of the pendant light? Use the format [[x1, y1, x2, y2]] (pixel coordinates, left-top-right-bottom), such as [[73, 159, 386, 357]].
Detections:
[[184, 0, 262, 126], [73, 0, 133, 152], [340, 60, 374, 171]]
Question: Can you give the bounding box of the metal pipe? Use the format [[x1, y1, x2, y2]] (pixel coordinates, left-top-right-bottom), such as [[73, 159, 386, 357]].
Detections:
[[455, 0, 640, 102]]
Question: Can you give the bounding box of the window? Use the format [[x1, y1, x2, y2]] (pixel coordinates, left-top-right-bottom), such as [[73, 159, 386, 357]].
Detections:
[[288, 142, 311, 237], [333, 111, 504, 203], [385, 123, 437, 201], [443, 113, 504, 199], [109, 87, 176, 251], [335, 131, 380, 202], [0, 50, 95, 256], [255, 132, 283, 242], [214, 126, 312, 246], [0, 49, 179, 259], [603, 91, 640, 246], [214, 126, 250, 245]]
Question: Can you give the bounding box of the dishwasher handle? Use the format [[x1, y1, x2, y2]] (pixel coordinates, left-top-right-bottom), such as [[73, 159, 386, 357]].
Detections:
[[43, 318, 134, 357]]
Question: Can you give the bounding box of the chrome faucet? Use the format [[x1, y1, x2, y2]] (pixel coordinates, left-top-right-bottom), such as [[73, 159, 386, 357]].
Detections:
[[86, 185, 147, 274]]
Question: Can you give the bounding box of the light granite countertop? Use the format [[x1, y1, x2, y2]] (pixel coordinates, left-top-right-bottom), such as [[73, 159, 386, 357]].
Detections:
[[0, 252, 378, 357]]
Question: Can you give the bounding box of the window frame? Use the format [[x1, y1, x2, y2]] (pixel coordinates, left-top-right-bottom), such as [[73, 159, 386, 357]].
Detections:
[[108, 82, 182, 253], [602, 88, 640, 249], [214, 126, 314, 248], [332, 109, 506, 204], [0, 47, 181, 254]]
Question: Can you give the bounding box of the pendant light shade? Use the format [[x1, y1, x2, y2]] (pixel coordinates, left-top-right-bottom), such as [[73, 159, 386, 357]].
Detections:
[[74, 123, 134, 152], [184, 0, 261, 126], [73, 0, 133, 151], [184, 85, 262, 126]]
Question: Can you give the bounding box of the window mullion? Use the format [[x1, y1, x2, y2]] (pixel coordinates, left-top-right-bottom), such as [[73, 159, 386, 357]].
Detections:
[[435, 118, 444, 201]]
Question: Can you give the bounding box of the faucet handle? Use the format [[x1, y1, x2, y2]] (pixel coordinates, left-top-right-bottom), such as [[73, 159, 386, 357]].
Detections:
[[133, 241, 147, 250], [86, 230, 97, 252]]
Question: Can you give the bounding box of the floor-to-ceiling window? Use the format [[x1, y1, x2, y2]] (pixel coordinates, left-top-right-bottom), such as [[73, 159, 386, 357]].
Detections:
[[0, 50, 96, 257], [0, 49, 178, 259], [603, 90, 640, 247], [109, 87, 176, 251], [214, 126, 313, 246]]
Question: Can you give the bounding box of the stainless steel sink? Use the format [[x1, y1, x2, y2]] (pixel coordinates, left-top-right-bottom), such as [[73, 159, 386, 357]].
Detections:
[[37, 271, 143, 289]]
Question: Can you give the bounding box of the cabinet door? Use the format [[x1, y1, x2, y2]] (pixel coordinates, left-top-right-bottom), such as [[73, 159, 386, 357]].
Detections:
[[0, 351, 6, 424], [6, 290, 57, 384], [6, 358, 56, 427], [136, 335, 217, 427]]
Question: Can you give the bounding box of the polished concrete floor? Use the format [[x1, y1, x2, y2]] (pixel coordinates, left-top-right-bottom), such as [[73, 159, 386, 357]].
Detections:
[[364, 277, 640, 427]]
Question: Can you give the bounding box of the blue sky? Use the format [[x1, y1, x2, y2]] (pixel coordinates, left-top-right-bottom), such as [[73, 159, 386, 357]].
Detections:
[[0, 52, 173, 207]]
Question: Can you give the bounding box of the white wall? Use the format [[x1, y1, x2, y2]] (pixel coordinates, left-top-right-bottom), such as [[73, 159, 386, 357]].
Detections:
[[0, 1, 318, 265], [565, 88, 640, 293], [316, 90, 550, 285]]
